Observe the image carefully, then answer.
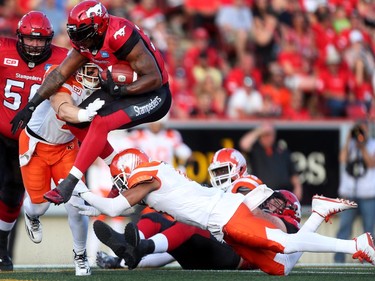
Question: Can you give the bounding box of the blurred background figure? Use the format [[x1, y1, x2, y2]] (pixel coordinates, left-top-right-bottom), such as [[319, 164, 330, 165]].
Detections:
[[334, 121, 375, 263], [239, 122, 303, 200]]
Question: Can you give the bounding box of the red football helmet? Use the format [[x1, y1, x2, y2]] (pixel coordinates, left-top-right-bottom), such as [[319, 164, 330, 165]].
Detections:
[[66, 0, 109, 53], [261, 189, 301, 223], [110, 148, 150, 191], [208, 148, 248, 191], [16, 11, 54, 66]]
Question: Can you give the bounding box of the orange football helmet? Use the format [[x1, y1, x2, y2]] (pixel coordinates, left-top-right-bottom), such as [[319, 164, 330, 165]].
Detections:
[[110, 148, 150, 191]]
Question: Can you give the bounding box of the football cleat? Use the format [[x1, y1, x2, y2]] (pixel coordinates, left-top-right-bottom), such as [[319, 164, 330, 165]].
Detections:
[[24, 212, 42, 243], [93, 220, 128, 258], [123, 222, 142, 270], [0, 255, 13, 271], [96, 251, 123, 269], [73, 249, 91, 276], [353, 232, 375, 265], [312, 195, 357, 223]]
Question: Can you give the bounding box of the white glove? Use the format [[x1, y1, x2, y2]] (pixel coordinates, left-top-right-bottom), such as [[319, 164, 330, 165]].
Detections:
[[78, 98, 105, 122], [72, 181, 90, 197], [71, 202, 102, 216]]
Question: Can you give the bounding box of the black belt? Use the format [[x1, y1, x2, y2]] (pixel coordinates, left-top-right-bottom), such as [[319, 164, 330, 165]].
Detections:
[[26, 126, 47, 142]]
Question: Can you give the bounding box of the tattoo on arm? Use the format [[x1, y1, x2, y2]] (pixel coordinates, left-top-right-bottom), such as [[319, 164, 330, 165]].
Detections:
[[38, 69, 67, 99]]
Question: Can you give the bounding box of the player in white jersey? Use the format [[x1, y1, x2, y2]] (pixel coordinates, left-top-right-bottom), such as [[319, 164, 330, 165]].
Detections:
[[18, 63, 105, 276], [127, 114, 192, 168], [73, 148, 375, 272]]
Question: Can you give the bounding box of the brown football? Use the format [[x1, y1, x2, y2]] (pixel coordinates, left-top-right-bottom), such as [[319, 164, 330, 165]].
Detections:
[[101, 63, 137, 85]]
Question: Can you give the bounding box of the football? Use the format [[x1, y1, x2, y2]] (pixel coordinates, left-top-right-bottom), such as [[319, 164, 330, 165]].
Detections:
[[101, 63, 138, 85]]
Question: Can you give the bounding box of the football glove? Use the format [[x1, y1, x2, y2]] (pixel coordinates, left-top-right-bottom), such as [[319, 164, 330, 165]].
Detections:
[[99, 69, 121, 97], [77, 98, 105, 122], [72, 202, 101, 217], [10, 101, 36, 134]]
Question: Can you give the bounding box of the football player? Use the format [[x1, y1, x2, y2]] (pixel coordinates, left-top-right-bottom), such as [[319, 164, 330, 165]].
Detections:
[[10, 0, 172, 206], [75, 148, 369, 275], [19, 63, 107, 276], [0, 11, 67, 271]]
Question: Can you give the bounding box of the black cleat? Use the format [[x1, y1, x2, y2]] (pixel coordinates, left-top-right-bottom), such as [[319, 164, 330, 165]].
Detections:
[[123, 222, 142, 270], [93, 220, 127, 258], [0, 255, 13, 271]]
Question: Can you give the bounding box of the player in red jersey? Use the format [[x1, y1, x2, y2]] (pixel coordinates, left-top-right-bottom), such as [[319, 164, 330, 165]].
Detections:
[[11, 0, 172, 206], [0, 11, 67, 270]]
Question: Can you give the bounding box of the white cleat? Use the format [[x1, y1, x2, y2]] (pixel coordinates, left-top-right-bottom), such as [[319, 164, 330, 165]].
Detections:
[[24, 212, 42, 243], [74, 250, 91, 276], [353, 232, 375, 265], [312, 195, 357, 222]]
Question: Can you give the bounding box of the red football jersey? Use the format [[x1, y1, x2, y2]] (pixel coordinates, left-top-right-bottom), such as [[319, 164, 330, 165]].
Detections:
[[0, 37, 68, 140], [72, 15, 169, 85]]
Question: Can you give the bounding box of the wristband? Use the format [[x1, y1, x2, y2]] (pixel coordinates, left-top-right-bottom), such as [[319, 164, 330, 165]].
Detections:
[[77, 109, 89, 122], [29, 92, 45, 108]]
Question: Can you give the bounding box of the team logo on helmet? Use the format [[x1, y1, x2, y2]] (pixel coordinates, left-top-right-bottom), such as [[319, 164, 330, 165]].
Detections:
[[86, 3, 104, 17]]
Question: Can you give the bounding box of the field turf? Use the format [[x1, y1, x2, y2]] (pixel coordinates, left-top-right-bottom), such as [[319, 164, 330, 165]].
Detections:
[[0, 265, 373, 281]]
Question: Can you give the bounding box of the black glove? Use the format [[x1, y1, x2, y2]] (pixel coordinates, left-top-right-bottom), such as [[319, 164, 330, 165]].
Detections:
[[10, 102, 36, 134], [99, 69, 121, 97]]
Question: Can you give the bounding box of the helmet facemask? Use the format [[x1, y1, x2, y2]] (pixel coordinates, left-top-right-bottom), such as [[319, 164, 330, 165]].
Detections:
[[112, 172, 129, 192], [76, 63, 101, 92], [16, 11, 54, 67], [209, 162, 240, 191]]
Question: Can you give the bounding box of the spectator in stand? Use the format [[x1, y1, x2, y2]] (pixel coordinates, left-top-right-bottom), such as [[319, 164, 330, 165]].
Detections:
[[334, 121, 375, 263], [194, 74, 227, 118], [227, 76, 263, 119], [278, 10, 318, 93], [192, 51, 223, 88], [251, 0, 279, 73], [224, 51, 262, 96], [317, 44, 355, 117], [239, 122, 303, 200], [129, 0, 164, 35], [259, 62, 292, 115], [282, 91, 312, 120], [343, 29, 374, 118], [169, 68, 197, 119], [189, 91, 220, 119], [183, 0, 221, 33], [183, 27, 225, 86], [215, 0, 253, 60]]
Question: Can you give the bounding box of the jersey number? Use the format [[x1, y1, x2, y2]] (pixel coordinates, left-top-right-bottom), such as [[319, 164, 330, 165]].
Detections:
[[3, 79, 40, 110]]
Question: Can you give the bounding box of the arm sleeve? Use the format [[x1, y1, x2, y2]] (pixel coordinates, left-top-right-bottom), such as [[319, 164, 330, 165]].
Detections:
[[80, 192, 132, 217]]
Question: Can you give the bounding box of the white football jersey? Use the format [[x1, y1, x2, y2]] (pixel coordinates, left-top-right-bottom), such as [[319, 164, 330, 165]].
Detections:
[[128, 128, 191, 164], [27, 71, 91, 144], [128, 161, 244, 240]]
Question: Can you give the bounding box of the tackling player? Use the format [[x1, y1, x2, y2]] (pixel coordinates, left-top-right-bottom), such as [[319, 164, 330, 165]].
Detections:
[[77, 148, 363, 275], [19, 63, 107, 276], [0, 11, 67, 270], [10, 0, 172, 206]]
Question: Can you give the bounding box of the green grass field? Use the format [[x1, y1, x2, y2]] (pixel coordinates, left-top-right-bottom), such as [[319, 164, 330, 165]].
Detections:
[[0, 265, 374, 281]]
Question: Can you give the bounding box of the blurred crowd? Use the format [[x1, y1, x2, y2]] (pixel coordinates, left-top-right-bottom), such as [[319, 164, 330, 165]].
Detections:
[[2, 0, 375, 121]]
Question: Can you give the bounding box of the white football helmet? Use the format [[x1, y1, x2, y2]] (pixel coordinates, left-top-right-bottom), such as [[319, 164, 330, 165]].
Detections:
[[75, 63, 102, 91], [208, 148, 248, 191]]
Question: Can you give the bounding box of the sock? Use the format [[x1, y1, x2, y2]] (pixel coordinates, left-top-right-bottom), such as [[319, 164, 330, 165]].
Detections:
[[150, 233, 168, 253], [23, 196, 50, 217], [65, 196, 89, 254], [0, 230, 10, 256], [139, 239, 155, 256]]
